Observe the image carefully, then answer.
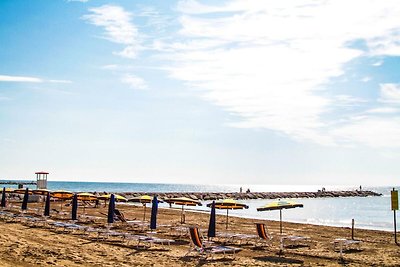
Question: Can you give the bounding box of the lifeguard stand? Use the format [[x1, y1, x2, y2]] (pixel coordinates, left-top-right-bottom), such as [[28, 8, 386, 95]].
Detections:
[[35, 171, 48, 189]]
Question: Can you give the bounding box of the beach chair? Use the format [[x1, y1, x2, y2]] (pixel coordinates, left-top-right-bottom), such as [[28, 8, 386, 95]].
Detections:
[[185, 227, 241, 259], [254, 223, 273, 247]]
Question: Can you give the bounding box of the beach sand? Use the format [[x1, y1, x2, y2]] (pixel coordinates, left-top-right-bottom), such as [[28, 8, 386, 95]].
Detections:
[[0, 202, 399, 266]]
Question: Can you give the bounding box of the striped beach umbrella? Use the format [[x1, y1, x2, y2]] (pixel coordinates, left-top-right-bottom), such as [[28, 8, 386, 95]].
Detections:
[[165, 197, 202, 224], [207, 199, 249, 230], [257, 199, 303, 234]]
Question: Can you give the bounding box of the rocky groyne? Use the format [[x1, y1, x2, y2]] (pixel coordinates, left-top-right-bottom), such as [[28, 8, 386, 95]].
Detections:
[[121, 190, 381, 201]]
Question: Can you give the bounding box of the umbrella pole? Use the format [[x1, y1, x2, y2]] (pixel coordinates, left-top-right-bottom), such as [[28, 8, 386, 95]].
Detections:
[[181, 205, 184, 224], [280, 209, 283, 234], [143, 204, 146, 222], [226, 209, 229, 230]]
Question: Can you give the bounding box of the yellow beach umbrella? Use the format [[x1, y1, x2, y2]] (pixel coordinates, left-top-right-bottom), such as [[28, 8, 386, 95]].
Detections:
[[257, 200, 303, 234], [51, 190, 74, 211], [32, 189, 52, 195], [14, 188, 34, 195], [128, 195, 152, 204], [77, 193, 97, 213], [165, 197, 202, 224], [4, 188, 14, 193], [51, 190, 74, 199], [207, 199, 249, 229], [98, 194, 127, 202], [98, 194, 127, 207], [128, 195, 157, 222], [77, 192, 97, 201]]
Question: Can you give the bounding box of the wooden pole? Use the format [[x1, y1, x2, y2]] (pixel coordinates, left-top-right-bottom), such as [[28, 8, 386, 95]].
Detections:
[[226, 209, 229, 230], [394, 209, 398, 245], [351, 219, 355, 240], [280, 209, 283, 234]]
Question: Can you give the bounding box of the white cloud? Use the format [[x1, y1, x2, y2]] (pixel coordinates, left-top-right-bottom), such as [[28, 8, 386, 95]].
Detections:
[[332, 117, 400, 148], [48, 79, 73, 84], [366, 107, 399, 114], [121, 74, 147, 90], [165, 0, 400, 147], [83, 5, 140, 58], [0, 75, 72, 84], [379, 83, 400, 104], [0, 75, 42, 83]]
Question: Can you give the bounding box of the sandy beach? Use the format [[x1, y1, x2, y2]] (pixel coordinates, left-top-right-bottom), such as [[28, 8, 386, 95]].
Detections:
[[0, 201, 399, 267]]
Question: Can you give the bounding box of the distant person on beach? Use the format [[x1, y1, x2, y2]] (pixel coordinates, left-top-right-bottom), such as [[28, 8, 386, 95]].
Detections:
[[246, 188, 250, 193], [359, 185, 362, 191], [240, 187, 242, 193]]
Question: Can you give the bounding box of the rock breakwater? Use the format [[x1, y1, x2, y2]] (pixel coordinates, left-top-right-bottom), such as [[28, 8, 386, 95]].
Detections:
[[121, 190, 381, 201]]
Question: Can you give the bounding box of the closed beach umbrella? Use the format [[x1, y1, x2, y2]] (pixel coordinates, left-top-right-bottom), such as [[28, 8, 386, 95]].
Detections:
[[71, 194, 78, 221], [207, 199, 249, 230], [44, 192, 50, 217], [207, 201, 216, 239], [150, 196, 158, 230], [1, 187, 6, 208], [257, 199, 303, 234], [107, 194, 115, 224], [21, 187, 29, 211], [165, 197, 202, 224]]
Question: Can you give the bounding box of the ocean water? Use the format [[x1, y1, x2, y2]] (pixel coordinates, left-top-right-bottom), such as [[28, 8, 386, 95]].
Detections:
[[1, 181, 398, 232]]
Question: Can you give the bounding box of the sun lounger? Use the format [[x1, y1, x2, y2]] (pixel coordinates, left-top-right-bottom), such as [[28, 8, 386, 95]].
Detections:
[[185, 227, 241, 259], [125, 234, 174, 248], [281, 235, 312, 248], [333, 238, 362, 257], [216, 231, 258, 245]]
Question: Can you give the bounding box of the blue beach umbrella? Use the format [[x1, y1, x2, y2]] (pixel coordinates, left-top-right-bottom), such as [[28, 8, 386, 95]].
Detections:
[[21, 188, 29, 211], [107, 194, 115, 224], [207, 201, 216, 239], [44, 192, 50, 217], [72, 194, 78, 221], [1, 187, 6, 208], [150, 195, 158, 230]]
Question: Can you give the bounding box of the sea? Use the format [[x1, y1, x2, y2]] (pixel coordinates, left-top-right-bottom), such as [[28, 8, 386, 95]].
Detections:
[[2, 181, 398, 232]]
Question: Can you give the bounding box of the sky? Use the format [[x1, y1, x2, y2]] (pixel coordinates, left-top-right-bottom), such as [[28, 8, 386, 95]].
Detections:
[[1, 0, 400, 185]]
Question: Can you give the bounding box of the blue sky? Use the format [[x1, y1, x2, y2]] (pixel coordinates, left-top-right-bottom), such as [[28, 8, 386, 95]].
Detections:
[[1, 0, 400, 185]]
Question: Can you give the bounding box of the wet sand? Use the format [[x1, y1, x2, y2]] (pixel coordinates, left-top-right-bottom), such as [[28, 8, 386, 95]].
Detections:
[[0, 202, 399, 266]]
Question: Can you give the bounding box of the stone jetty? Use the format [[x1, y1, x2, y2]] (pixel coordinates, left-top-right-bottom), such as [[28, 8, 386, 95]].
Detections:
[[121, 190, 381, 201]]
